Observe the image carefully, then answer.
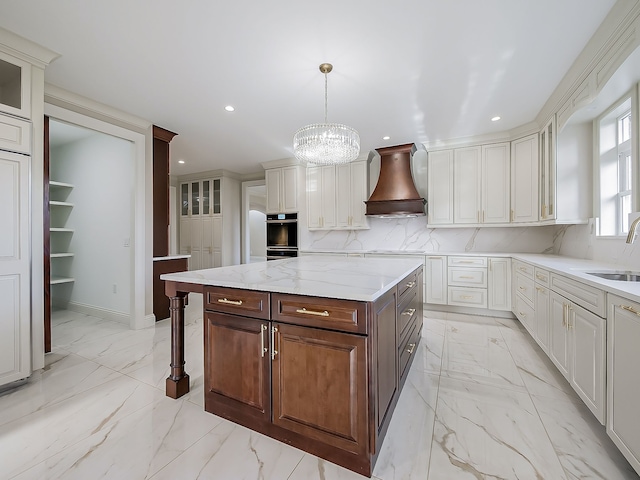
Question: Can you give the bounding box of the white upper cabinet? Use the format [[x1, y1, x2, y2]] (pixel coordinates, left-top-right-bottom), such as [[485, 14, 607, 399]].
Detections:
[[0, 52, 31, 119], [266, 166, 298, 214], [427, 150, 454, 225], [454, 146, 481, 224], [511, 134, 539, 223], [482, 143, 511, 224], [539, 115, 556, 221], [308, 160, 368, 230]]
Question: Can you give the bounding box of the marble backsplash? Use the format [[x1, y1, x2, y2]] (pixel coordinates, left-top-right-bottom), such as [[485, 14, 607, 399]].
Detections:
[[553, 219, 640, 270], [299, 216, 557, 254]]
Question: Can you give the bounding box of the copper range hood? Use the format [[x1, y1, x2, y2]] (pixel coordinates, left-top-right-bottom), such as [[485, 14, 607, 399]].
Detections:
[[365, 143, 426, 217]]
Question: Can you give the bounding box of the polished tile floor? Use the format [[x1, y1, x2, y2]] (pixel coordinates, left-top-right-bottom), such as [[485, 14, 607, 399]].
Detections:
[[1, 296, 638, 479]]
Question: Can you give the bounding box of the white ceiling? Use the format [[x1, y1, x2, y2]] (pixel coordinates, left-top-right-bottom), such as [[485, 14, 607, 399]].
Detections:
[[0, 0, 617, 175]]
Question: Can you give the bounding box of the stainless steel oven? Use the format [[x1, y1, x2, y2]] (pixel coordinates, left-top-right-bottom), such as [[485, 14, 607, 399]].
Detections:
[[266, 213, 298, 260]]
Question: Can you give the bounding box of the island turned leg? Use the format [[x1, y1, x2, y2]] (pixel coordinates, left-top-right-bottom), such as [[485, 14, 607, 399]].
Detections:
[[166, 287, 190, 398]]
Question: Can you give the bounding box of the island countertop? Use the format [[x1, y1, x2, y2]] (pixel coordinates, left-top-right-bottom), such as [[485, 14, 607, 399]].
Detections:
[[161, 255, 424, 302]]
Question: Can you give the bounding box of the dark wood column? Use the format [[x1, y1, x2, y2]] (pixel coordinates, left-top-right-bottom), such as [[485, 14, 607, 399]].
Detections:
[[152, 125, 177, 258]]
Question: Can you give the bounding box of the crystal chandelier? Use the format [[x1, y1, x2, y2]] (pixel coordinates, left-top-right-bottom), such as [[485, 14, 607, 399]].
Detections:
[[293, 63, 360, 166]]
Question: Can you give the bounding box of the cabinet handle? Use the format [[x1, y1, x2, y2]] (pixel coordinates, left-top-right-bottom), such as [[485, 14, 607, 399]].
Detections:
[[407, 343, 416, 354], [518, 267, 527, 272], [535, 286, 545, 293], [460, 275, 474, 279], [621, 305, 640, 316], [459, 260, 475, 264], [518, 286, 526, 291], [428, 256, 443, 259], [260, 324, 268, 357], [482, 210, 485, 223], [461, 295, 474, 300], [477, 211, 480, 222], [562, 303, 568, 328], [406, 281, 416, 288], [402, 308, 416, 316], [542, 204, 547, 218], [535, 273, 546, 281], [519, 311, 527, 318], [296, 307, 330, 317], [271, 326, 278, 360], [218, 298, 243, 306], [511, 209, 514, 222]]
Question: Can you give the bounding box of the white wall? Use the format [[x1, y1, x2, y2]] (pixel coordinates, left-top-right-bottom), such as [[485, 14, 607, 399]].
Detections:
[[51, 131, 134, 317]]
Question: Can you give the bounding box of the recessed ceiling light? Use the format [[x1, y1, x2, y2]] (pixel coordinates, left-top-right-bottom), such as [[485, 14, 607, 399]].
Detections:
[[382, 136, 390, 140], [491, 116, 501, 122], [225, 105, 235, 112], [178, 160, 185, 164]]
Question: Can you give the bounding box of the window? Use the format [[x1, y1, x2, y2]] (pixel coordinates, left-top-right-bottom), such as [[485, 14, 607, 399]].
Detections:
[[596, 95, 635, 236]]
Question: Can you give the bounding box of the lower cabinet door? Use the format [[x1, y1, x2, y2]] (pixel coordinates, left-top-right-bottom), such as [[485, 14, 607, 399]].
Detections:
[[549, 291, 570, 378], [204, 312, 271, 424], [271, 323, 368, 455]]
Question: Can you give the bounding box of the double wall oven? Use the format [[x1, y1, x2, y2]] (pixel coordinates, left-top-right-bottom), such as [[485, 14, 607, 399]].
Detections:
[[266, 213, 298, 260]]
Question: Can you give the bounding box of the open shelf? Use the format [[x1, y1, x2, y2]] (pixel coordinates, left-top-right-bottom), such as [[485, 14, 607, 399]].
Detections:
[[50, 227, 74, 233], [50, 276, 75, 285], [49, 180, 74, 189], [50, 200, 74, 207], [50, 253, 74, 258]]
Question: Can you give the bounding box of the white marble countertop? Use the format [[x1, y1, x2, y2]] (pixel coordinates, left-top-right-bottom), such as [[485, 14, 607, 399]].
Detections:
[[300, 249, 512, 257], [153, 255, 191, 261], [160, 256, 424, 302], [512, 254, 640, 304]]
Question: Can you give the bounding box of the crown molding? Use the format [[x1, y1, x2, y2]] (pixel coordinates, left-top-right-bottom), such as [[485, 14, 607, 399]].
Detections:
[[0, 26, 59, 68]]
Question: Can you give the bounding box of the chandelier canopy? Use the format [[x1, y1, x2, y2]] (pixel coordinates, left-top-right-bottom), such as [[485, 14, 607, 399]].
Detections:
[[293, 63, 360, 166]]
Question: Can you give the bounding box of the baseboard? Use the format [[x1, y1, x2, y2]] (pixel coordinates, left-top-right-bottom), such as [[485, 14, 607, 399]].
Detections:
[[424, 303, 516, 320], [55, 300, 130, 325]]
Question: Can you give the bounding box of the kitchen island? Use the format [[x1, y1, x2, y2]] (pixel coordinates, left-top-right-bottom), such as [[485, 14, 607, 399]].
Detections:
[[161, 256, 423, 476]]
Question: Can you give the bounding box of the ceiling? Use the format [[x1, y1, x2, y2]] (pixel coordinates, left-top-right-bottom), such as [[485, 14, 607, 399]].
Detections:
[[0, 0, 617, 176]]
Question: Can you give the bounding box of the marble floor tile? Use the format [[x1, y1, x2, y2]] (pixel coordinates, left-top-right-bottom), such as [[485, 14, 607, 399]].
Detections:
[[531, 393, 639, 480], [148, 421, 305, 480], [12, 395, 222, 480], [2, 308, 637, 480], [428, 377, 567, 480]]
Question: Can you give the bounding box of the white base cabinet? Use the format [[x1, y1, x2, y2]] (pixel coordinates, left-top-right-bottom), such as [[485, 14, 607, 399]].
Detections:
[[425, 256, 447, 305], [607, 296, 640, 475]]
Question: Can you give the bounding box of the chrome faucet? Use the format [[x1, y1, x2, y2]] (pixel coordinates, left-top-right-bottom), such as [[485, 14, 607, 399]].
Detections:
[[627, 216, 640, 244]]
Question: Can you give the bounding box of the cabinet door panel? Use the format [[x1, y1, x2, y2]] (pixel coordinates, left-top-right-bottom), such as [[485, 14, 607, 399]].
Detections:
[[488, 257, 511, 311], [454, 147, 481, 224], [549, 292, 570, 378], [282, 167, 298, 213], [511, 135, 539, 223], [321, 165, 336, 228], [272, 323, 368, 455], [570, 304, 605, 423], [266, 169, 282, 213], [336, 164, 351, 227], [349, 161, 368, 228], [425, 256, 447, 304], [427, 150, 453, 224], [482, 143, 510, 223], [204, 312, 271, 424], [306, 167, 322, 229], [534, 285, 550, 354]]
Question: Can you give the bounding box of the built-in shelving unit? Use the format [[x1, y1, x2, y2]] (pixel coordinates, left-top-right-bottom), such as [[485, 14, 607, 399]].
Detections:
[[49, 180, 75, 286]]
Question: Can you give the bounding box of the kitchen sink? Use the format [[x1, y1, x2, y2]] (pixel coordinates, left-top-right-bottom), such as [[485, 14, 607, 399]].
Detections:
[[586, 271, 640, 282]]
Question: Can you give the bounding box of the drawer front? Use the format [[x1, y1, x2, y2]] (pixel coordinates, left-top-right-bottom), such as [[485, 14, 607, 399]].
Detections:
[[399, 319, 420, 380], [398, 287, 419, 344], [514, 292, 535, 334], [515, 273, 535, 305], [448, 286, 487, 308], [550, 273, 606, 317], [272, 293, 367, 334], [448, 267, 487, 288], [204, 287, 270, 320], [0, 115, 31, 155], [534, 268, 550, 286], [397, 269, 419, 302], [448, 256, 487, 267], [513, 260, 534, 279]]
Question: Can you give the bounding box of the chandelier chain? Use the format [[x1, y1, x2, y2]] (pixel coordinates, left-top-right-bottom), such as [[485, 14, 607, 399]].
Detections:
[[324, 71, 328, 124]]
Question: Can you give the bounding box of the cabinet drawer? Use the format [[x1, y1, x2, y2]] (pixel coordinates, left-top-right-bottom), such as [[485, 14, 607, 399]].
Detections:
[[0, 115, 30, 154], [448, 256, 487, 267], [448, 286, 487, 308], [399, 319, 420, 381], [272, 293, 367, 334], [514, 292, 535, 333], [397, 268, 420, 302], [204, 287, 270, 320], [550, 273, 606, 317], [515, 273, 535, 305], [513, 260, 534, 279], [534, 268, 550, 286], [397, 287, 419, 344], [448, 267, 487, 288]]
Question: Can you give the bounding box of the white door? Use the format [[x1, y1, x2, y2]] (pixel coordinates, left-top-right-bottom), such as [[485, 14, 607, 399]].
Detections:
[[511, 134, 539, 223], [0, 149, 31, 386], [265, 168, 282, 214], [453, 146, 481, 224], [482, 143, 510, 223], [534, 285, 550, 354], [488, 257, 511, 311], [281, 166, 298, 213], [427, 150, 454, 225], [549, 291, 570, 378], [425, 256, 447, 305]]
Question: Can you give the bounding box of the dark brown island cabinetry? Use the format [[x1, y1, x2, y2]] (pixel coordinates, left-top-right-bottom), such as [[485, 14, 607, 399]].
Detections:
[[201, 267, 423, 477]]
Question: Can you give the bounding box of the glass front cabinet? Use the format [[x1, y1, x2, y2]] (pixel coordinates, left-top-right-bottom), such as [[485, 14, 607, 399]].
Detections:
[[180, 178, 221, 217]]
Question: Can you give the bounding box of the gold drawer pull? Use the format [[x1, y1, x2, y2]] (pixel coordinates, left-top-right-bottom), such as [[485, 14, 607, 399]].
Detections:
[[218, 298, 243, 306], [459, 275, 474, 279], [407, 343, 416, 354], [536, 273, 546, 281], [296, 307, 330, 317], [458, 261, 475, 264], [406, 281, 416, 288], [518, 267, 527, 272], [535, 286, 545, 292], [519, 311, 527, 318], [460, 295, 474, 300], [621, 305, 640, 316], [518, 286, 526, 291], [260, 324, 268, 357], [402, 308, 416, 316]]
